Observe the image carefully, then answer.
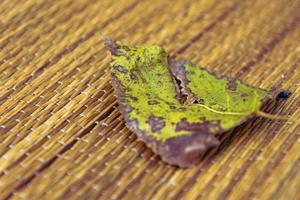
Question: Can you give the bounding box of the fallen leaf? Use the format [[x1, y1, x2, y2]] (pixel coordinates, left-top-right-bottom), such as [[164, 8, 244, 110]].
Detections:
[[103, 37, 277, 167]]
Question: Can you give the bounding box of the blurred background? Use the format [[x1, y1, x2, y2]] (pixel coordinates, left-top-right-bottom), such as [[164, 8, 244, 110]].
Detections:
[[0, 0, 299, 199]]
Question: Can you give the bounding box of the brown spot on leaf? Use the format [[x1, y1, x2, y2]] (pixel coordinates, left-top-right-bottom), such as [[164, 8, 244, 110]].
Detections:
[[130, 96, 138, 101], [147, 116, 166, 133], [178, 107, 186, 112], [130, 71, 138, 80], [148, 100, 160, 105], [113, 65, 128, 73], [176, 118, 220, 133], [169, 105, 176, 109], [176, 118, 204, 132], [102, 37, 125, 56], [193, 99, 205, 104], [227, 78, 237, 91]]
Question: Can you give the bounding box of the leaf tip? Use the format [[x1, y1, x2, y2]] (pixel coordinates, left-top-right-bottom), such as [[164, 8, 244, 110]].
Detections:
[[100, 35, 122, 56]]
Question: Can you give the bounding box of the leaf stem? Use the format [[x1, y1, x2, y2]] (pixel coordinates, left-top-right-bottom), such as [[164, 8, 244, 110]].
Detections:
[[255, 110, 295, 122]]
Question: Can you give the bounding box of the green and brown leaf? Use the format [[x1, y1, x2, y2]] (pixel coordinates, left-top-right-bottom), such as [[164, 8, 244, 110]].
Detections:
[[103, 38, 275, 167]]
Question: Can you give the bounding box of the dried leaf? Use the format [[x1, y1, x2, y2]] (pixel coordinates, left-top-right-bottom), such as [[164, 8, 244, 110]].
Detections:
[[103, 38, 276, 167]]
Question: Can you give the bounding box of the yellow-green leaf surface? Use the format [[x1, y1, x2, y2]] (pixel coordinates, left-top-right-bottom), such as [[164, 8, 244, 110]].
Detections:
[[104, 38, 273, 167]]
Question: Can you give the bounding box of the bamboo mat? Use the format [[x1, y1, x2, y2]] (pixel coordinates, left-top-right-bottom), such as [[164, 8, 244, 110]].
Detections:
[[0, 0, 299, 199]]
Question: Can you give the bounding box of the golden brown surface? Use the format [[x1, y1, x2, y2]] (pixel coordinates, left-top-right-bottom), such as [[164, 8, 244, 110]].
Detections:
[[0, 0, 299, 199]]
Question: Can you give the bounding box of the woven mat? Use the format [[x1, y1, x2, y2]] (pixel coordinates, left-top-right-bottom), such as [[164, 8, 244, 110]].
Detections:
[[0, 0, 299, 199]]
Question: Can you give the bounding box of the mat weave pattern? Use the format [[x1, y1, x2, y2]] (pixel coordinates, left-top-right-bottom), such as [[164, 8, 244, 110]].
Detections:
[[0, 0, 299, 199]]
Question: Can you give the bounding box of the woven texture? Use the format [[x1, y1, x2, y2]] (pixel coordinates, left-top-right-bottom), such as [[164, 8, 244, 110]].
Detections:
[[0, 0, 299, 199]]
